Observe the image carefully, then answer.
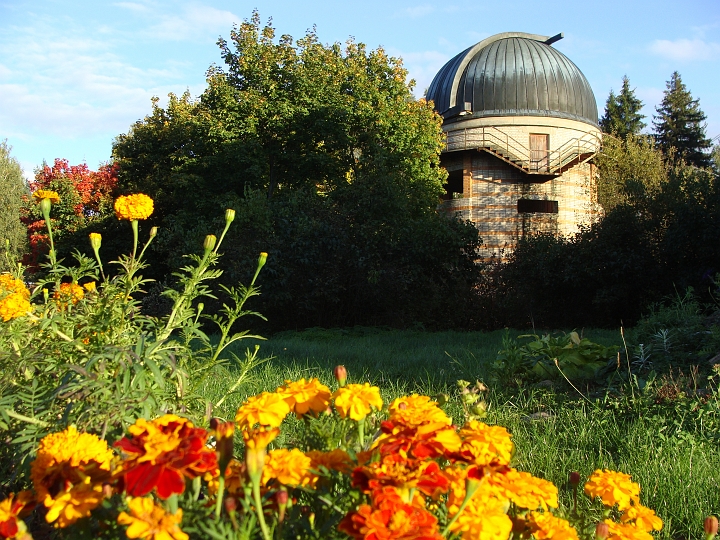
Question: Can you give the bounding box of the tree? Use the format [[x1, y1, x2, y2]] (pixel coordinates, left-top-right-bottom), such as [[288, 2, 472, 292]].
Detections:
[[21, 159, 118, 268], [0, 141, 28, 271], [599, 75, 646, 138], [653, 71, 712, 168], [112, 12, 482, 330]]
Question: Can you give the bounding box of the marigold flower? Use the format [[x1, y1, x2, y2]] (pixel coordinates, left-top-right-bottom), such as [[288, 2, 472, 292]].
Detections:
[[0, 274, 31, 322], [352, 454, 449, 498], [584, 470, 640, 511], [603, 519, 654, 540], [488, 468, 558, 510], [205, 459, 246, 497], [306, 449, 354, 474], [235, 392, 291, 429], [117, 496, 188, 540], [526, 511, 579, 540], [372, 418, 461, 460], [333, 383, 383, 421], [388, 394, 451, 425], [277, 378, 332, 418], [114, 414, 217, 499], [456, 420, 514, 466], [0, 491, 35, 539], [89, 232, 102, 250], [621, 504, 663, 532], [262, 448, 316, 488], [338, 486, 442, 540], [210, 419, 235, 474], [114, 193, 154, 221], [32, 190, 60, 203], [31, 426, 114, 527], [447, 481, 512, 540], [53, 282, 84, 308]]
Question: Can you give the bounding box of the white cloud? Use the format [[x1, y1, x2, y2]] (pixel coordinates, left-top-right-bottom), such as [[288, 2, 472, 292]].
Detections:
[[649, 38, 720, 62], [148, 4, 240, 42]]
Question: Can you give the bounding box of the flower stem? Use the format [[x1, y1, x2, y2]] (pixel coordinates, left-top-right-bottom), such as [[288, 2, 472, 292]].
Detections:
[[358, 418, 366, 449], [252, 479, 271, 540], [215, 475, 225, 520]]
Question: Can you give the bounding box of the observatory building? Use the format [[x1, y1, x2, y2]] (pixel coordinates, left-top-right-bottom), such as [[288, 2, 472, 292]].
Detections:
[[426, 32, 601, 259]]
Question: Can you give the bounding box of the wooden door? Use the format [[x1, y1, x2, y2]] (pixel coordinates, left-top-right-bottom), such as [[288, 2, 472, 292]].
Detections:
[[529, 134, 549, 172]]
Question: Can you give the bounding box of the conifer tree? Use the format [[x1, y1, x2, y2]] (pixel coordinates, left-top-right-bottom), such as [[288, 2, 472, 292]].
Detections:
[[0, 141, 28, 270], [653, 71, 712, 168], [599, 76, 646, 138]]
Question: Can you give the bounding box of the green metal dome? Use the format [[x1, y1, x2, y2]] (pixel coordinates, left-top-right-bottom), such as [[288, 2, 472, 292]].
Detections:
[[427, 32, 598, 126]]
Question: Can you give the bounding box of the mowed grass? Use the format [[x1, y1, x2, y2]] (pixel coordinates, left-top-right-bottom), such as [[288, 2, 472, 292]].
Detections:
[[199, 327, 719, 540]]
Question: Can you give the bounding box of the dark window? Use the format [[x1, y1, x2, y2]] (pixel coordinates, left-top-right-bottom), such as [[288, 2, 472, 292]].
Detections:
[[445, 170, 463, 196], [517, 199, 558, 213]]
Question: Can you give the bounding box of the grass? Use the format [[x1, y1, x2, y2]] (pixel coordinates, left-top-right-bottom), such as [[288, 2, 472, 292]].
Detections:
[[197, 326, 720, 540]]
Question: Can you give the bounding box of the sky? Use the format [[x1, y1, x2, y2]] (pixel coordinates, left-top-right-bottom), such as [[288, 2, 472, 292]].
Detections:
[[1, 0, 719, 180]]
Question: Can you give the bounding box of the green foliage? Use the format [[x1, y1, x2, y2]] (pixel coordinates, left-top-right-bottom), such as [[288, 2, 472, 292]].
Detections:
[[0, 209, 267, 491], [494, 331, 619, 383], [599, 76, 646, 139], [109, 12, 481, 330], [0, 140, 28, 271], [653, 71, 713, 168], [594, 133, 667, 213]]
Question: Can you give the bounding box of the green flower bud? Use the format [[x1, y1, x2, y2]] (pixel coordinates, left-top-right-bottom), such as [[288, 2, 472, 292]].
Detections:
[[89, 232, 102, 251], [149, 226, 158, 238], [203, 234, 217, 253], [39, 197, 52, 216], [258, 251, 268, 270], [225, 208, 236, 224]]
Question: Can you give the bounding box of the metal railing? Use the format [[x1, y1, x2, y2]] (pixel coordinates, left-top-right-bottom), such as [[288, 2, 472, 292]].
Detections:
[[444, 127, 601, 175]]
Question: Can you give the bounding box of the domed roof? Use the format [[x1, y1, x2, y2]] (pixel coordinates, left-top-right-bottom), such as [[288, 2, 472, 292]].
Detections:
[[427, 32, 598, 126]]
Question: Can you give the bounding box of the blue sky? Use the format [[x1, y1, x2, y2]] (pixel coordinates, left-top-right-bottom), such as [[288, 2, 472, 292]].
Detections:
[[1, 0, 719, 179]]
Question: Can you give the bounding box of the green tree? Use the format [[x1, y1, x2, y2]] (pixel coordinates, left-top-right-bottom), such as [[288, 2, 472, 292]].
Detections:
[[599, 75, 646, 138], [0, 141, 28, 271], [112, 12, 481, 329], [653, 71, 712, 168], [594, 133, 667, 213]]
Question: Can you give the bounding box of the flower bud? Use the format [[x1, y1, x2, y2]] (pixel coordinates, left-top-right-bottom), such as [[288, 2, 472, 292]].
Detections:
[[89, 232, 102, 251], [225, 208, 236, 224], [203, 234, 217, 253], [277, 488, 289, 523], [334, 365, 347, 387], [39, 197, 52, 216], [705, 516, 719, 540], [211, 419, 235, 475], [434, 393, 450, 406], [258, 251, 268, 270], [569, 471, 581, 487], [595, 522, 609, 540], [149, 226, 158, 238], [224, 496, 237, 513]]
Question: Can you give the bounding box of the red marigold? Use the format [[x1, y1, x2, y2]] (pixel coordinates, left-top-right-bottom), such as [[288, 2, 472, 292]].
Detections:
[[338, 487, 442, 540], [0, 491, 34, 539], [115, 415, 217, 499]]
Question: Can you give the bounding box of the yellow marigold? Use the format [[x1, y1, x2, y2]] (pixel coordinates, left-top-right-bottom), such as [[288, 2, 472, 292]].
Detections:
[[32, 190, 60, 203], [584, 470, 640, 511], [621, 504, 663, 532], [242, 427, 280, 450], [262, 448, 316, 488], [205, 459, 246, 497], [114, 193, 154, 221], [306, 449, 354, 474], [526, 511, 579, 540], [118, 496, 188, 540], [0, 274, 31, 322], [448, 481, 512, 540], [458, 420, 514, 466], [53, 282, 84, 308], [31, 426, 114, 527], [235, 392, 290, 429], [333, 383, 383, 421], [488, 468, 558, 510], [604, 519, 654, 540], [276, 378, 332, 417], [388, 394, 451, 425]]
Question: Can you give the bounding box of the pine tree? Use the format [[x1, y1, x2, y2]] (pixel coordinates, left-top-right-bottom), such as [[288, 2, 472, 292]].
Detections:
[[0, 140, 28, 270], [653, 71, 712, 168], [599, 75, 646, 138]]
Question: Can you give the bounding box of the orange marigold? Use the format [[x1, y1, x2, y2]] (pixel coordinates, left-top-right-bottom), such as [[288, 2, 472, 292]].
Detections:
[[114, 414, 217, 499], [32, 190, 60, 203], [262, 448, 316, 488], [306, 449, 354, 474], [235, 392, 291, 429], [371, 418, 461, 460], [333, 383, 383, 421], [388, 394, 451, 425], [526, 511, 579, 540], [447, 481, 512, 540], [0, 491, 35, 539], [277, 378, 332, 418], [114, 193, 154, 221], [53, 282, 84, 308], [118, 496, 188, 540], [584, 470, 640, 511], [604, 519, 654, 540], [338, 486, 442, 540], [456, 420, 514, 466], [31, 426, 114, 528], [0, 274, 31, 322], [621, 504, 663, 532], [488, 468, 558, 510]]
